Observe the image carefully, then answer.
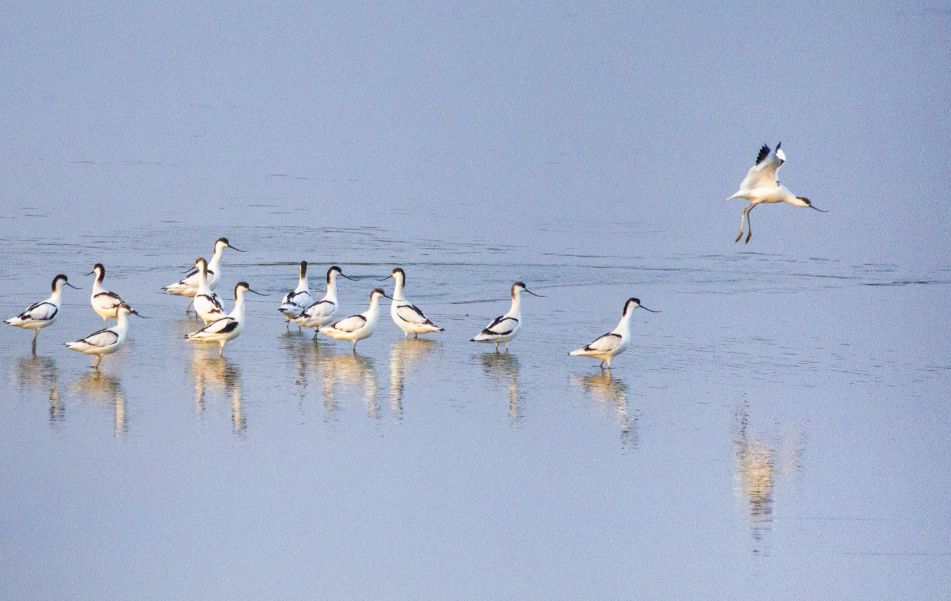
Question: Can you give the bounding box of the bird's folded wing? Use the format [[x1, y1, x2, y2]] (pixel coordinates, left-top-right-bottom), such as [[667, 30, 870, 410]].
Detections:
[[329, 314, 366, 333], [302, 300, 334, 318], [396, 304, 432, 325], [21, 302, 57, 321], [585, 333, 621, 352], [81, 329, 119, 347], [196, 317, 238, 335], [484, 316, 518, 335], [94, 291, 124, 309]]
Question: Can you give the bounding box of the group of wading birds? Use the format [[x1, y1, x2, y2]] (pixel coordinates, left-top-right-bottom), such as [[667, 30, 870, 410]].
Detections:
[[5, 143, 825, 370]]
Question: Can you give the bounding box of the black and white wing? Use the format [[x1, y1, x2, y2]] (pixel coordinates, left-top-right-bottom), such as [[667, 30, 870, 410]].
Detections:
[[93, 291, 124, 311], [482, 316, 518, 336], [583, 333, 622, 353], [19, 301, 58, 322], [328, 314, 367, 333], [739, 143, 782, 191], [396, 304, 436, 326], [301, 300, 335, 319], [190, 317, 239, 337], [77, 328, 120, 348]]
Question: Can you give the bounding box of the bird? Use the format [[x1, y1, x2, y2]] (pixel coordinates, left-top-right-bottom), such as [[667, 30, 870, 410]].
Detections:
[[191, 258, 226, 324], [569, 298, 659, 369], [294, 266, 355, 335], [5, 274, 79, 348], [727, 142, 827, 243], [385, 267, 444, 338], [162, 237, 244, 312], [65, 304, 141, 368], [87, 263, 132, 324], [278, 261, 313, 329], [470, 282, 543, 352], [186, 282, 265, 356], [318, 288, 391, 352]]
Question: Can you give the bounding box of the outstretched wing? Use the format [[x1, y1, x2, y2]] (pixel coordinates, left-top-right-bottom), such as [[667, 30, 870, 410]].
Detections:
[[738, 144, 782, 191], [396, 304, 434, 325], [328, 314, 366, 333], [20, 301, 58, 322], [483, 316, 518, 336], [78, 328, 119, 348], [583, 333, 622, 353]]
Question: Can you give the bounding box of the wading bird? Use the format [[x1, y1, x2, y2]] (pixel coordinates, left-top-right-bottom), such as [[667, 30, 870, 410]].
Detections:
[[569, 298, 659, 369]]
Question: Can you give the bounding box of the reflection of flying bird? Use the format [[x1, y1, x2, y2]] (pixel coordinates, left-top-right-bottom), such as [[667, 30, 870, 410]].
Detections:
[[66, 304, 141, 368], [191, 258, 226, 324], [319, 288, 391, 352], [162, 237, 244, 312], [279, 261, 313, 327], [470, 282, 543, 352], [386, 268, 444, 338], [5, 275, 79, 347], [727, 143, 827, 244], [570, 298, 658, 369], [186, 282, 266, 355], [87, 263, 133, 324], [295, 266, 356, 334]]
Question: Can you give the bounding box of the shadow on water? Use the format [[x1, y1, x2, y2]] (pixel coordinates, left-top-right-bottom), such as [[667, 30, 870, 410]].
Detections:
[[478, 352, 522, 426], [572, 372, 638, 450], [14, 355, 63, 424], [732, 401, 807, 555], [189, 350, 244, 434], [70, 370, 126, 437], [389, 338, 438, 419]]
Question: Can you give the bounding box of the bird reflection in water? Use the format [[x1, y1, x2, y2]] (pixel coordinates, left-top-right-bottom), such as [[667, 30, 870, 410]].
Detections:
[[280, 331, 322, 399], [189, 350, 245, 434], [317, 351, 379, 421], [732, 403, 805, 555], [389, 338, 437, 419], [14, 355, 63, 423], [572, 372, 638, 449], [71, 370, 126, 437], [478, 352, 522, 425]]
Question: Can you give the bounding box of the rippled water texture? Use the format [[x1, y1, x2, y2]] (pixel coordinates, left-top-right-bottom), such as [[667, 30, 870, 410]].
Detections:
[[1, 220, 949, 598]]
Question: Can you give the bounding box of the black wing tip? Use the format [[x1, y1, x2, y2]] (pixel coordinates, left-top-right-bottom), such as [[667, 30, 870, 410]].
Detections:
[[755, 144, 771, 165]]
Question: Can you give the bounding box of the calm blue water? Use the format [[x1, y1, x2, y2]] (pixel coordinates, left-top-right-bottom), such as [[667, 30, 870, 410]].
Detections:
[[1, 218, 948, 599]]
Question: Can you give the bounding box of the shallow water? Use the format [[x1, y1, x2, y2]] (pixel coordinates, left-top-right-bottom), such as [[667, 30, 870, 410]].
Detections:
[[1, 218, 949, 599]]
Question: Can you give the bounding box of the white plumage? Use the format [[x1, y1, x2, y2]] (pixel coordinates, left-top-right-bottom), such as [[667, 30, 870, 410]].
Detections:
[[569, 298, 658, 369], [387, 268, 444, 338], [186, 282, 264, 356], [295, 266, 354, 334], [191, 257, 226, 324], [87, 263, 132, 324], [162, 237, 243, 311], [319, 288, 390, 352], [470, 282, 542, 352], [728, 142, 827, 244], [279, 261, 313, 327], [5, 274, 78, 347], [66, 304, 139, 368]]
